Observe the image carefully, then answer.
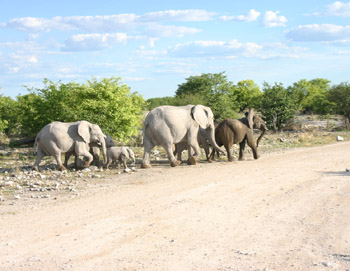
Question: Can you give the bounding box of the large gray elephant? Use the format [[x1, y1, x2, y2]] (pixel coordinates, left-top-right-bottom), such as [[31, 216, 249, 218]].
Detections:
[[210, 109, 268, 161], [141, 104, 225, 168], [33, 120, 107, 171]]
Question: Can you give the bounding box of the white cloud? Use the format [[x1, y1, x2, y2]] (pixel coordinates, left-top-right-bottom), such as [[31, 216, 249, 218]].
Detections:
[[168, 39, 302, 59], [140, 9, 216, 22], [323, 39, 350, 46], [220, 9, 260, 22], [316, 1, 350, 17], [286, 24, 350, 41], [1, 10, 212, 33], [62, 33, 128, 51], [261, 11, 287, 27], [145, 24, 201, 38]]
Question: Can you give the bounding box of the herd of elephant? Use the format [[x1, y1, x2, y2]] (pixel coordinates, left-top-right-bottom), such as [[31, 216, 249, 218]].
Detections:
[[33, 104, 268, 171]]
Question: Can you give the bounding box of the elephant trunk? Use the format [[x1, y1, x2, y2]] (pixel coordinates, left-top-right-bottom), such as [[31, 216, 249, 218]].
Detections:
[[256, 128, 266, 147], [208, 125, 225, 154]]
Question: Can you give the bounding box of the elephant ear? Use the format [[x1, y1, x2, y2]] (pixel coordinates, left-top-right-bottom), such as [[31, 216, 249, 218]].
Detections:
[[191, 105, 212, 129], [77, 121, 91, 143], [247, 108, 254, 129]]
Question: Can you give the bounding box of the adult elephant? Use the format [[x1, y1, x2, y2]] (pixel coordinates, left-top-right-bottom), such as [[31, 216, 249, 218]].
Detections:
[[33, 120, 107, 171], [210, 109, 268, 162], [141, 105, 225, 168]]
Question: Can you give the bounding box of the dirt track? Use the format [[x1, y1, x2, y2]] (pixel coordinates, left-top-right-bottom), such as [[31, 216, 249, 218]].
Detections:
[[1, 142, 350, 271]]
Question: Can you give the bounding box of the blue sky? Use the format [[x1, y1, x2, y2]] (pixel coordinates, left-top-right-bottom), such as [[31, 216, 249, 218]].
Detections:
[[1, 0, 350, 99]]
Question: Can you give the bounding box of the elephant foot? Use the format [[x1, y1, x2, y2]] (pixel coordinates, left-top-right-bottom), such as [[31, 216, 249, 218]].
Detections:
[[141, 163, 152, 169], [58, 165, 67, 171], [188, 156, 198, 165], [170, 160, 181, 167]]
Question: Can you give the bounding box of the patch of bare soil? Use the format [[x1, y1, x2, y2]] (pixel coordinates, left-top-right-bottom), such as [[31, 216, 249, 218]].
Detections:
[[0, 142, 350, 271]]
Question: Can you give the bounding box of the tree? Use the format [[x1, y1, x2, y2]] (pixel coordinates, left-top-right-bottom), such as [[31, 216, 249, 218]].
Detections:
[[175, 72, 238, 121], [287, 78, 332, 114], [328, 82, 350, 128], [16, 77, 146, 142], [260, 82, 297, 132], [231, 80, 262, 112], [0, 95, 18, 134]]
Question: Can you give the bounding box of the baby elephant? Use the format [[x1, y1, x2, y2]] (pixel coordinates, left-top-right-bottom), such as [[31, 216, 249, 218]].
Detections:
[[106, 147, 136, 169]]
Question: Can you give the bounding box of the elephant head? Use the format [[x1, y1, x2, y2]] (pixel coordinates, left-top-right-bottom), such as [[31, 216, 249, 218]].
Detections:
[[191, 105, 225, 155], [244, 111, 268, 147], [77, 121, 107, 164]]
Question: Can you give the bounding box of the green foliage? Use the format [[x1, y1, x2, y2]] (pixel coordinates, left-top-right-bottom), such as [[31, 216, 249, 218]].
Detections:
[[175, 72, 239, 121], [0, 95, 18, 134], [260, 82, 297, 132], [287, 78, 332, 114], [16, 78, 146, 142], [231, 80, 262, 111], [146, 96, 176, 110], [328, 82, 350, 128]]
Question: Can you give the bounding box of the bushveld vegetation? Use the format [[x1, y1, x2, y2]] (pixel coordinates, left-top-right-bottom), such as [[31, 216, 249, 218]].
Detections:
[[0, 73, 349, 145]]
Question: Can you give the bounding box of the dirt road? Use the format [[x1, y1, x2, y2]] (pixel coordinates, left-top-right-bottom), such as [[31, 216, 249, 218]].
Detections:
[[1, 142, 350, 271]]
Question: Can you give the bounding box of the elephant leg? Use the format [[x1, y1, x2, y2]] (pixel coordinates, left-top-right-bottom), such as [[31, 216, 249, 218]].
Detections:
[[202, 141, 211, 162], [122, 156, 128, 169], [247, 136, 259, 159], [225, 143, 234, 162], [52, 151, 67, 171], [239, 140, 246, 161], [64, 152, 73, 168], [75, 143, 93, 168], [33, 147, 46, 171], [164, 143, 181, 167], [142, 137, 154, 168], [188, 140, 201, 166]]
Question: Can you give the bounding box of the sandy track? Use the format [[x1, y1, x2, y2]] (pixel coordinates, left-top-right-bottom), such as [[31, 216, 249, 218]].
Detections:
[[0, 142, 350, 271]]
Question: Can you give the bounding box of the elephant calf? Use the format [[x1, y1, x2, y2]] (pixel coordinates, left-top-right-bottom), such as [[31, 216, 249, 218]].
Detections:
[[106, 147, 136, 169]]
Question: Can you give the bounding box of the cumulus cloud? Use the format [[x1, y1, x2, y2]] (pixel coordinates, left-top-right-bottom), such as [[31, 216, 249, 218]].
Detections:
[[286, 24, 350, 41], [220, 9, 260, 22], [62, 33, 128, 51], [261, 11, 287, 27], [314, 1, 350, 17]]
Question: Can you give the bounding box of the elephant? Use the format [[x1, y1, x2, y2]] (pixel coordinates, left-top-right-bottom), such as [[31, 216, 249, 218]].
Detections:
[[33, 120, 107, 171], [106, 146, 136, 169], [141, 104, 225, 168], [64, 134, 115, 169], [210, 109, 268, 162], [173, 127, 211, 162]]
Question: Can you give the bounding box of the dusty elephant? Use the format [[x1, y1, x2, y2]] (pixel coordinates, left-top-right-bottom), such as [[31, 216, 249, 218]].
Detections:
[[210, 109, 268, 161], [33, 120, 107, 171], [173, 127, 211, 162], [106, 146, 136, 169], [141, 105, 225, 168], [64, 134, 115, 169]]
